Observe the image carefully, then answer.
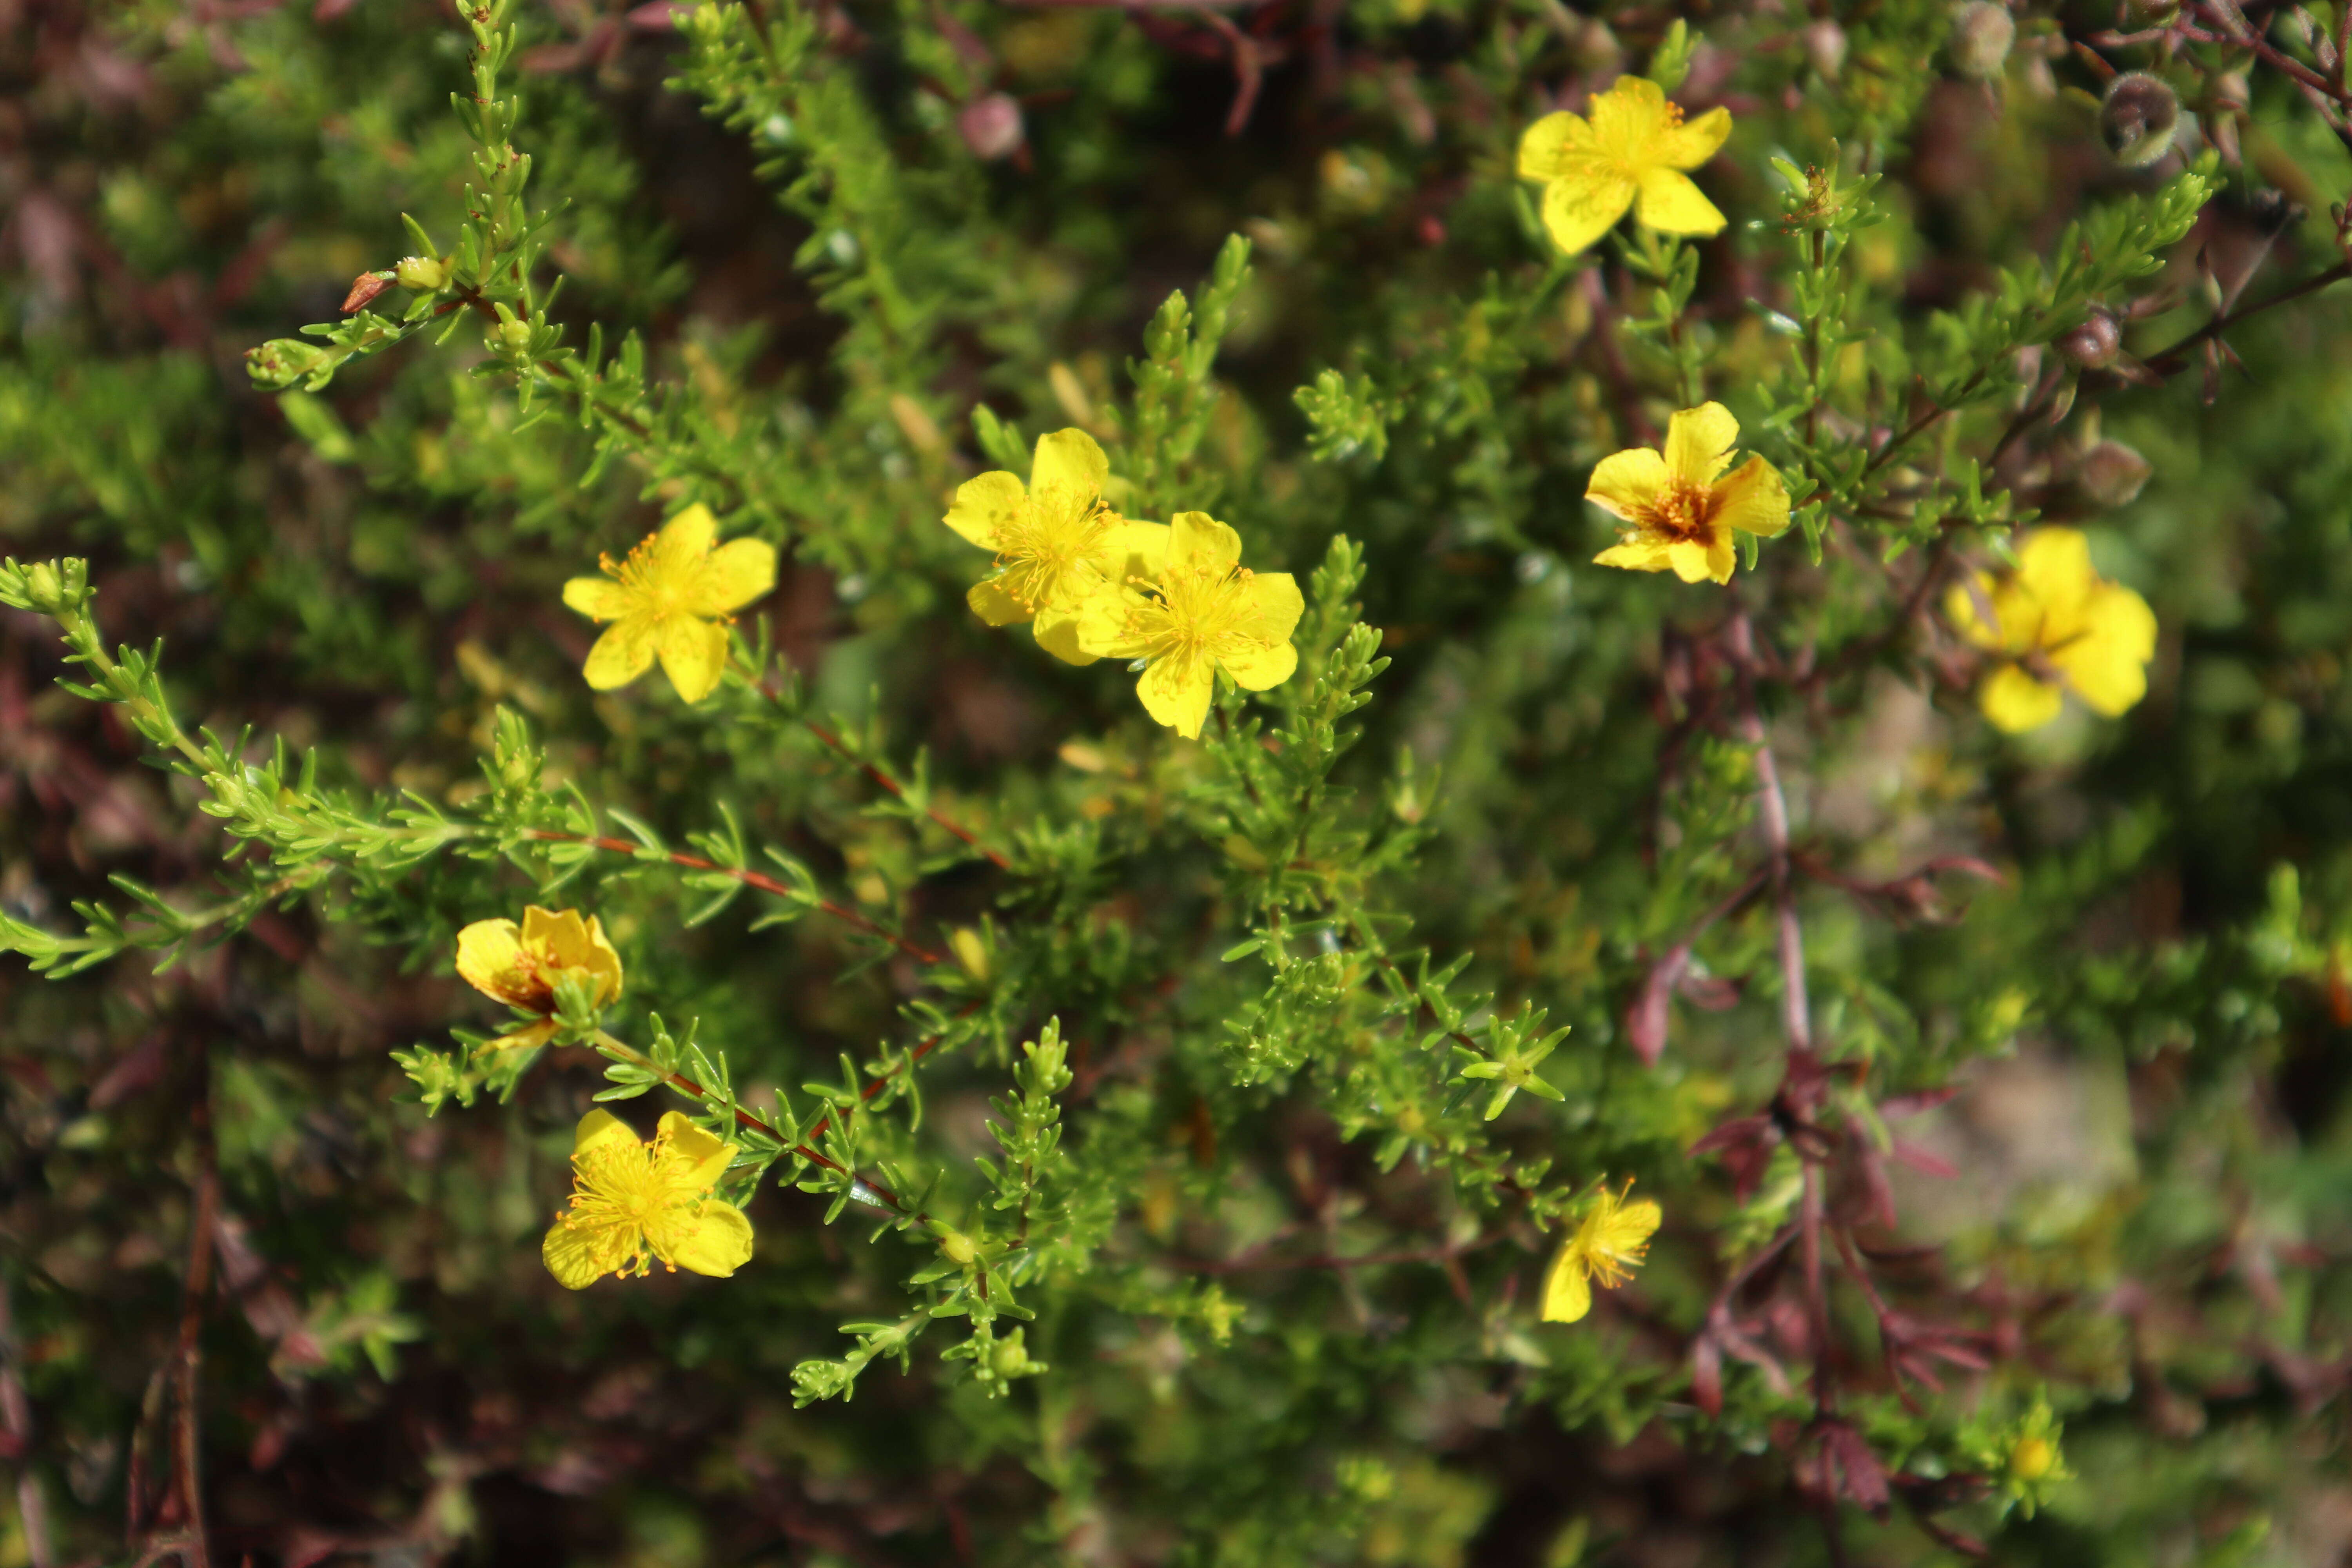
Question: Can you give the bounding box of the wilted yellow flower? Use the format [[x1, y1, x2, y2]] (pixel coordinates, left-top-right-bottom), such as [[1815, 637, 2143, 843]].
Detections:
[[455, 905, 624, 1050], [1076, 511, 1303, 739], [1945, 528, 2156, 733], [1588, 403, 1790, 584], [562, 503, 777, 704], [542, 1110, 755, 1289], [1517, 76, 1733, 256], [1541, 1182, 1660, 1323], [943, 428, 1168, 664]]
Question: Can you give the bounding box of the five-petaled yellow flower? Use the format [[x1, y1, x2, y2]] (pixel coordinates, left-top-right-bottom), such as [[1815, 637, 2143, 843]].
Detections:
[[1945, 528, 2156, 733], [1542, 1182, 1661, 1323], [943, 428, 1169, 664], [455, 905, 624, 1051], [543, 1109, 755, 1289], [1588, 403, 1790, 584], [1517, 76, 1733, 256], [1076, 511, 1303, 739], [563, 503, 777, 704]]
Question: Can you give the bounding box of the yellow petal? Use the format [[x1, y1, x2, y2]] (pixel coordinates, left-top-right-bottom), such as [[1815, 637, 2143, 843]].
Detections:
[[1220, 637, 1297, 691], [481, 1018, 560, 1053], [573, 1108, 639, 1158], [1236, 570, 1305, 645], [1075, 588, 1143, 659], [1107, 519, 1171, 585], [1663, 403, 1740, 485], [968, 575, 1034, 627], [1943, 573, 2011, 653], [1714, 456, 1791, 537], [1594, 539, 1673, 572], [1137, 653, 1215, 739], [521, 904, 583, 956], [583, 618, 657, 690], [1604, 1198, 1663, 1251], [1541, 164, 1637, 256], [455, 918, 527, 1003], [689, 538, 777, 617], [563, 576, 631, 621], [543, 1217, 616, 1289], [656, 615, 729, 704], [1517, 110, 1593, 180], [1657, 104, 1733, 168], [1980, 663, 2065, 732], [1635, 167, 1726, 235], [651, 504, 718, 575], [2054, 584, 2156, 716], [1029, 428, 1109, 499], [1586, 446, 1672, 520], [1586, 75, 1668, 158], [944, 470, 1025, 548], [665, 1201, 755, 1278], [1666, 537, 1723, 584], [1169, 511, 1243, 573], [659, 1111, 737, 1189], [1033, 603, 1102, 666], [1541, 1246, 1594, 1323], [2013, 529, 2100, 627]]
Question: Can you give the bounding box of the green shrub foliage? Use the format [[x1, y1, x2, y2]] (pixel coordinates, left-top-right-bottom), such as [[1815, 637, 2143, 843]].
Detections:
[[5, 0, 2352, 1559]]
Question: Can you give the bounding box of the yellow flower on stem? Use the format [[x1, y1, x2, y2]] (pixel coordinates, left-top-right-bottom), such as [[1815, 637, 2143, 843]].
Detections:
[[542, 1109, 755, 1289], [454, 905, 624, 1051], [1075, 511, 1303, 740], [1588, 403, 1791, 584], [943, 428, 1169, 664], [1517, 76, 1733, 256], [562, 503, 777, 704], [1541, 1182, 1661, 1323], [1945, 528, 2157, 733]]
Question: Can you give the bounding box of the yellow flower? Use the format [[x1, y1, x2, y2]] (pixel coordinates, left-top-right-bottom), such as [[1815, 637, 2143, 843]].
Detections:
[[455, 905, 624, 1051], [562, 503, 777, 704], [1075, 511, 1303, 739], [1944, 528, 2157, 733], [1541, 1183, 1661, 1323], [1517, 76, 1733, 256], [542, 1109, 755, 1289], [1588, 403, 1791, 584], [943, 428, 1169, 665]]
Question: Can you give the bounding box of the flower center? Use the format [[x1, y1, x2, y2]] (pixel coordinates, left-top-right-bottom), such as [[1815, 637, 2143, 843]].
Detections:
[[603, 537, 693, 622], [1637, 476, 1717, 543], [991, 483, 1115, 610], [1122, 559, 1267, 666], [555, 1133, 716, 1277]]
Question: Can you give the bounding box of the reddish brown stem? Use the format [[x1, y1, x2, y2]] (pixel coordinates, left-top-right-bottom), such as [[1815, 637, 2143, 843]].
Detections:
[[794, 716, 1011, 869]]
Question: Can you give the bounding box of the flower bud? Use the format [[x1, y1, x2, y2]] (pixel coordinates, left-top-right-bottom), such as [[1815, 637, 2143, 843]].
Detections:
[[1950, 2, 2014, 80], [246, 338, 333, 390], [2078, 440, 2152, 507], [958, 93, 1024, 162], [395, 254, 450, 292], [2009, 1436, 2056, 1481], [25, 561, 63, 610], [2102, 71, 2181, 167], [939, 1229, 977, 1265], [2054, 309, 2122, 370], [497, 317, 533, 352]]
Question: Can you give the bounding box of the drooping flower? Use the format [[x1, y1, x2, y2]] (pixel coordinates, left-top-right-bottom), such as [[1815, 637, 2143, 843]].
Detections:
[[542, 1110, 755, 1289], [1517, 76, 1733, 257], [1587, 403, 1791, 584], [1541, 1182, 1661, 1323], [562, 503, 777, 704], [456, 906, 624, 1050], [942, 428, 1169, 664], [1944, 528, 2156, 733], [1075, 511, 1303, 739]]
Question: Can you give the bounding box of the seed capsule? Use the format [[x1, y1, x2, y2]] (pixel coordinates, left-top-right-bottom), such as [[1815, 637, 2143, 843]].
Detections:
[[2101, 71, 2181, 167]]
